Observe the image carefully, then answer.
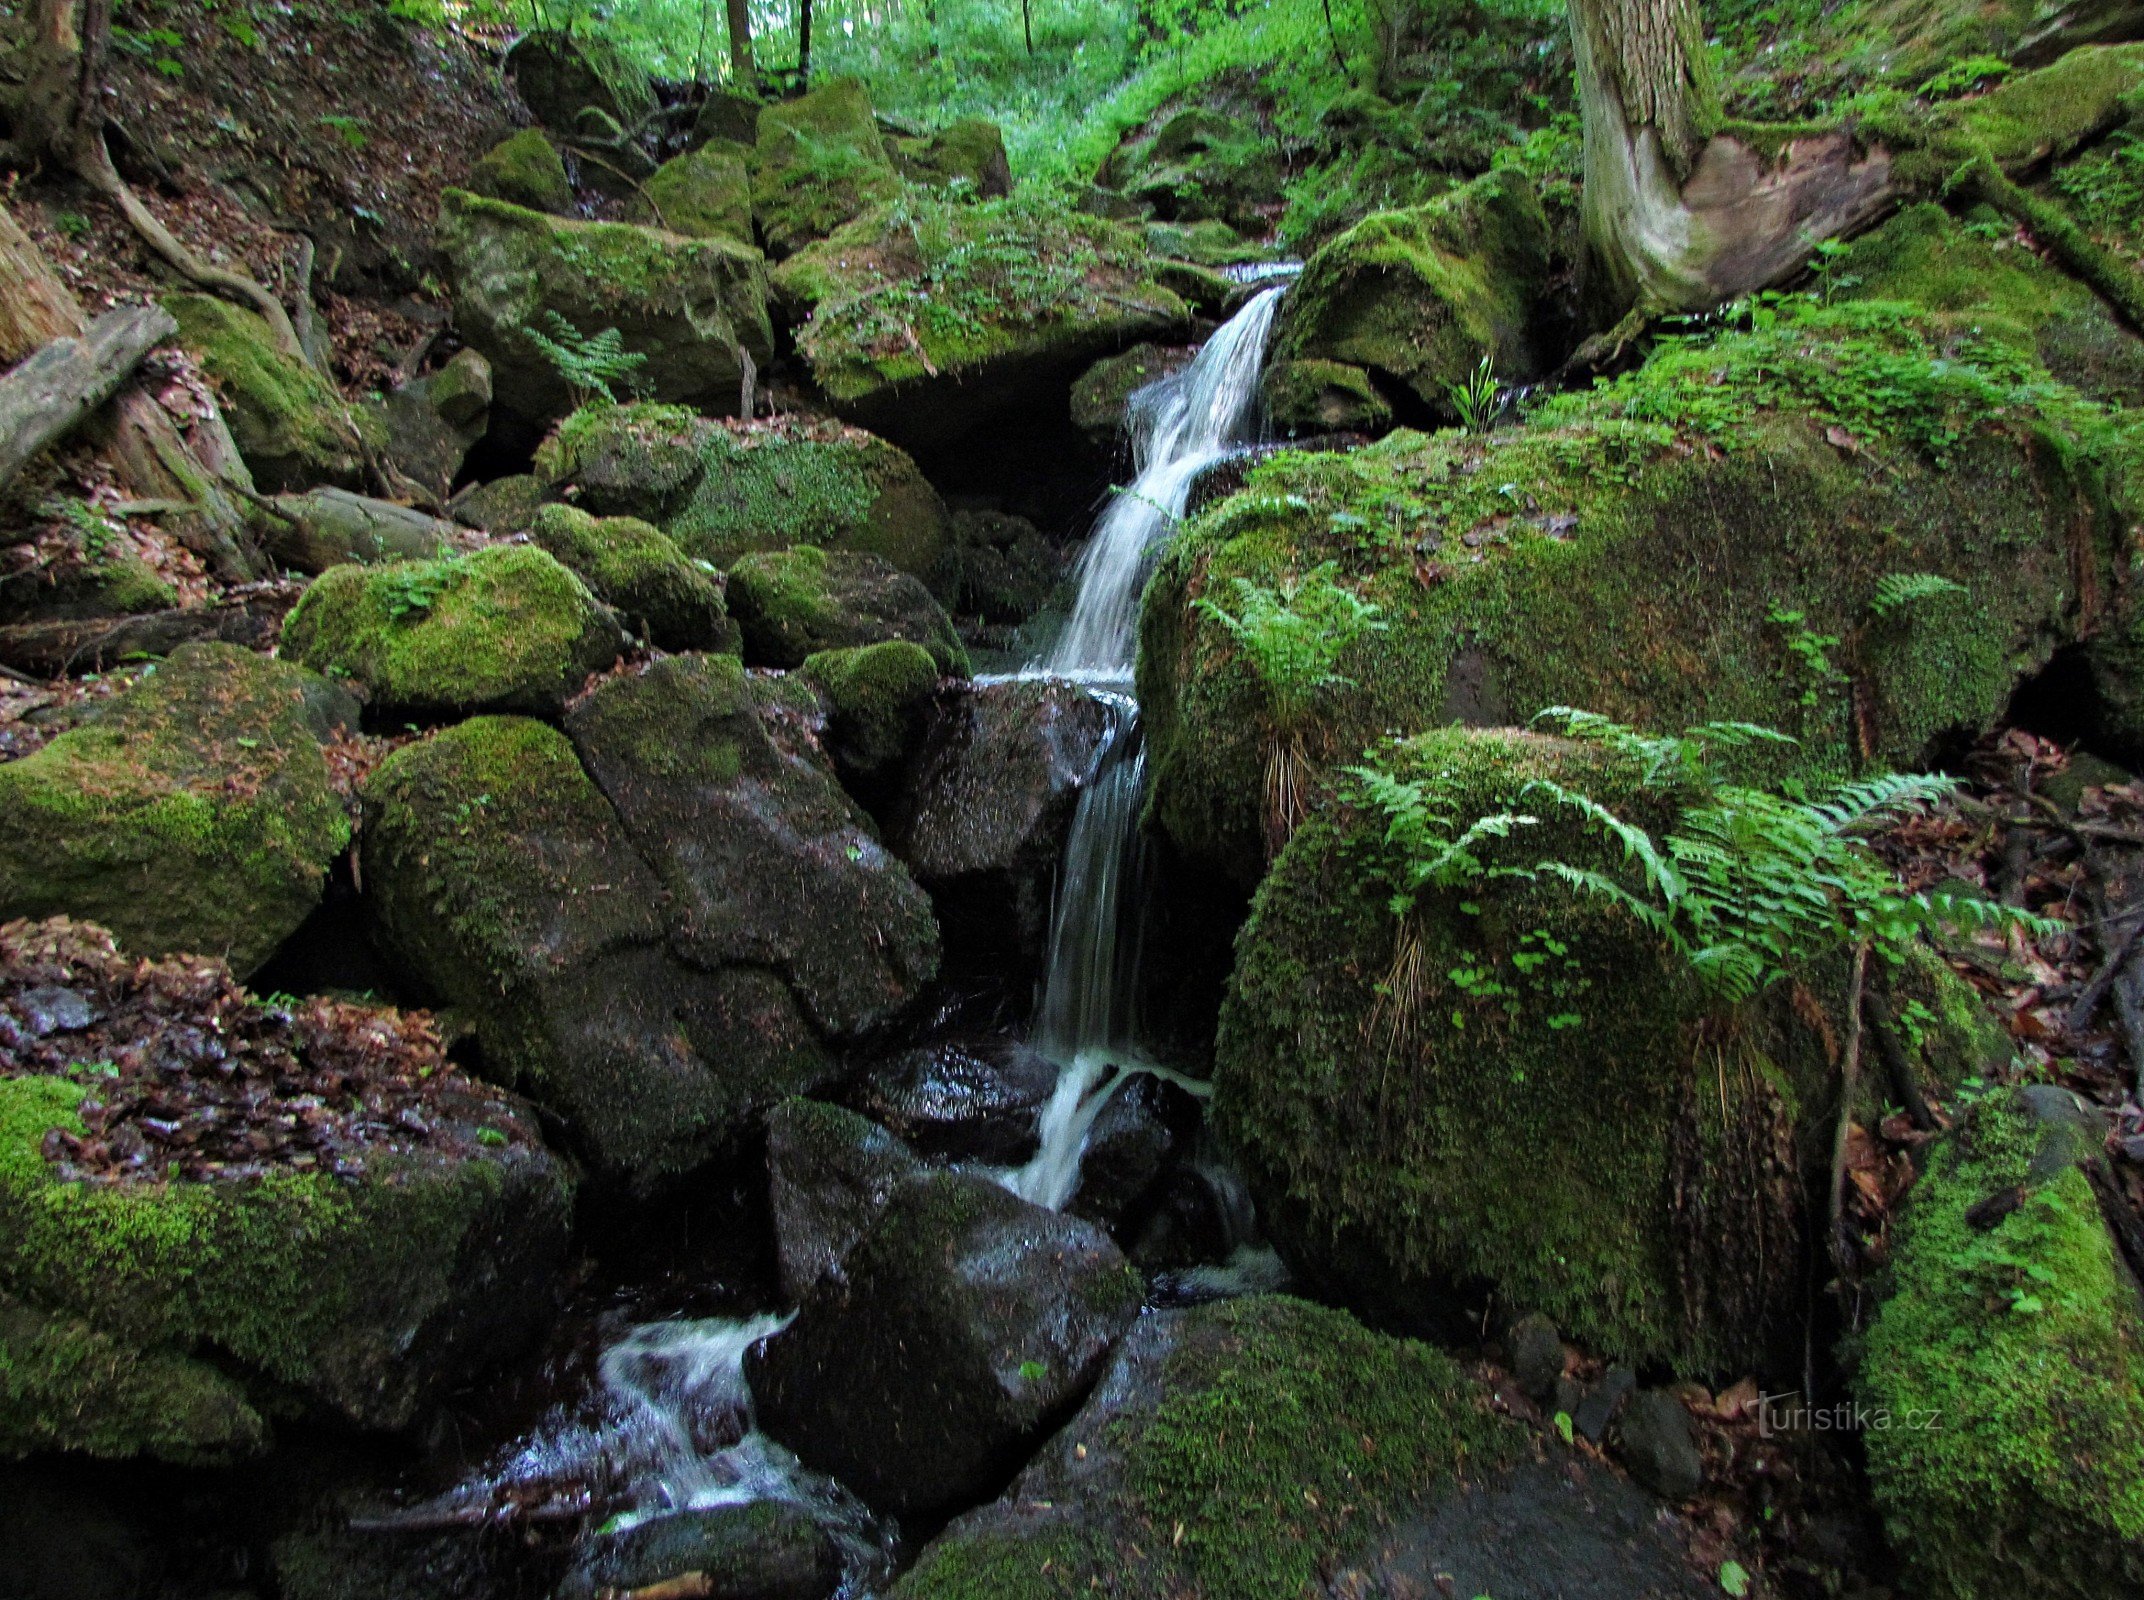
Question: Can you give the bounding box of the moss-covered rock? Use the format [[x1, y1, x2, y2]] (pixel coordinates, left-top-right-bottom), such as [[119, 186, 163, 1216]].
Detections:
[[1142, 302, 2126, 881], [163, 293, 377, 494], [467, 129, 574, 215], [693, 88, 762, 148], [281, 544, 625, 720], [948, 507, 1060, 625], [764, 1097, 924, 1304], [1270, 167, 1552, 419], [0, 644, 349, 977], [1214, 726, 2001, 1373], [802, 640, 940, 782], [639, 142, 753, 242], [728, 545, 968, 674], [772, 191, 1194, 449], [1260, 357, 1393, 437], [536, 404, 953, 587], [362, 715, 838, 1190], [889, 117, 1013, 197], [1856, 1087, 2144, 1599], [750, 77, 901, 258], [437, 190, 772, 424], [564, 653, 940, 1038], [505, 29, 655, 139], [530, 503, 737, 653], [1069, 342, 1195, 449], [1099, 101, 1287, 234], [448, 473, 546, 534], [0, 1069, 572, 1460]]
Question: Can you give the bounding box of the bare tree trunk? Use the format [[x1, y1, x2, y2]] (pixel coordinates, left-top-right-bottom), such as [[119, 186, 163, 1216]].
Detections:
[[724, 0, 755, 79], [798, 0, 814, 85]]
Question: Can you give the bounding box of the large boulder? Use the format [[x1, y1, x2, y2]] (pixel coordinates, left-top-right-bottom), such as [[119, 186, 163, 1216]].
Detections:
[[1098, 98, 1287, 233], [640, 143, 754, 242], [948, 508, 1060, 626], [1069, 342, 1195, 450], [1269, 166, 1553, 419], [1143, 302, 2133, 881], [375, 349, 494, 503], [1855, 1087, 2144, 1599], [896, 1295, 1711, 1599], [727, 546, 967, 674], [535, 404, 953, 586], [466, 129, 575, 215], [772, 192, 1194, 449], [505, 29, 656, 139], [764, 1098, 924, 1304], [1214, 726, 2009, 1373], [746, 1171, 1142, 1519], [751, 78, 900, 258], [563, 653, 940, 1039], [0, 920, 573, 1461], [889, 118, 1013, 197], [557, 1503, 841, 1600], [1260, 357, 1392, 437], [0, 644, 350, 978], [361, 715, 837, 1190], [530, 503, 737, 653], [438, 191, 772, 424], [163, 293, 379, 493], [800, 641, 941, 786], [887, 678, 1115, 962], [281, 544, 626, 721]]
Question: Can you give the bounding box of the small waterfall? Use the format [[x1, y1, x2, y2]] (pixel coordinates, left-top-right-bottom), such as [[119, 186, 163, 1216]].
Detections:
[[1001, 286, 1284, 1208]]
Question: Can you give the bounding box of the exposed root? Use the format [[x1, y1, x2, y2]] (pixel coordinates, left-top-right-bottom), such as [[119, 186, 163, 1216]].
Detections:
[[1262, 728, 1314, 859]]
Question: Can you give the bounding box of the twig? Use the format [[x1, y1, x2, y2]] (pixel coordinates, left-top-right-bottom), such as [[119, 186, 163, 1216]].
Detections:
[[2068, 894, 2144, 1035], [1863, 992, 1939, 1133]]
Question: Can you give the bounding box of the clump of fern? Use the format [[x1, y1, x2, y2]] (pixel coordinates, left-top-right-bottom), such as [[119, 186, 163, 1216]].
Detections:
[[524, 311, 649, 408], [1869, 571, 1968, 619], [1195, 562, 1385, 853]]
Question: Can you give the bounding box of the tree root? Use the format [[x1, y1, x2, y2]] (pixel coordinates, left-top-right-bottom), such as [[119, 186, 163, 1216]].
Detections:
[[1955, 149, 2144, 332], [1827, 941, 1871, 1307]]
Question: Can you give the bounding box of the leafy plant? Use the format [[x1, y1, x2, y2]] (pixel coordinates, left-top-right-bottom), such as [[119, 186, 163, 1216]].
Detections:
[[1195, 562, 1385, 732], [1767, 604, 1847, 709], [318, 114, 368, 151], [1919, 55, 2012, 101], [1448, 353, 1500, 433], [377, 565, 450, 622], [1870, 572, 1968, 618], [524, 312, 649, 408]]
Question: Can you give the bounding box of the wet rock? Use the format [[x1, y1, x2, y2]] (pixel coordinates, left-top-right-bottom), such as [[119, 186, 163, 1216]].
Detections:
[[1572, 1363, 1635, 1444], [530, 503, 737, 653], [1260, 357, 1392, 437], [766, 1098, 925, 1303], [751, 78, 899, 258], [854, 1043, 1057, 1163], [1615, 1388, 1704, 1501], [949, 509, 1059, 626], [557, 1502, 841, 1600], [0, 1468, 152, 1600], [506, 29, 656, 139], [362, 714, 837, 1191], [886, 678, 1113, 963], [375, 349, 493, 503], [0, 643, 350, 977], [728, 547, 967, 675], [1068, 1074, 1199, 1234], [1124, 1166, 1235, 1273], [438, 191, 771, 425], [1504, 1311, 1564, 1403], [747, 1171, 1141, 1519], [467, 128, 574, 214], [566, 653, 939, 1039], [281, 544, 626, 720], [800, 640, 940, 787], [1069, 343, 1194, 451]]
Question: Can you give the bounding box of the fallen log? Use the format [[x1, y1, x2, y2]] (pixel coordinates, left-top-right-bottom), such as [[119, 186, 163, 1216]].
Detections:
[[266, 487, 468, 574], [0, 303, 175, 492], [0, 583, 302, 676]]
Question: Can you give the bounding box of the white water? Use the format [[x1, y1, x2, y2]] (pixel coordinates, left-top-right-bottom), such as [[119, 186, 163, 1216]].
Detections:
[[998, 287, 1285, 1210]]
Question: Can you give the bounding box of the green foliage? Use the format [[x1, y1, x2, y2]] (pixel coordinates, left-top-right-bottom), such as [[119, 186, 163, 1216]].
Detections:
[[1870, 572, 1970, 618], [2055, 130, 2144, 244], [523, 311, 649, 407], [1918, 55, 2012, 101], [1447, 353, 1499, 433], [1193, 562, 1385, 731], [317, 114, 367, 150]]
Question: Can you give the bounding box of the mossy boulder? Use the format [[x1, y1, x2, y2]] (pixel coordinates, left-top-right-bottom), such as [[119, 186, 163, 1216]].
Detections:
[[564, 654, 940, 1038], [362, 714, 840, 1191], [1214, 726, 2001, 1373], [530, 503, 737, 653], [1261, 358, 1393, 437], [801, 640, 940, 783], [1855, 1087, 2144, 1599], [639, 142, 753, 242], [281, 544, 626, 720], [0, 644, 350, 977], [889, 117, 1013, 197], [375, 350, 494, 504], [505, 29, 656, 139], [764, 1097, 924, 1304], [948, 508, 1059, 625], [1142, 302, 2127, 881], [1069, 342, 1195, 450], [750, 77, 901, 258], [693, 88, 762, 148], [448, 473, 545, 534], [1098, 101, 1286, 234], [437, 190, 773, 424], [773, 191, 1194, 449], [745, 1170, 1143, 1520], [1270, 167, 1552, 419], [728, 545, 968, 674], [536, 404, 953, 587], [467, 129, 574, 215], [163, 293, 377, 494], [0, 1070, 572, 1460]]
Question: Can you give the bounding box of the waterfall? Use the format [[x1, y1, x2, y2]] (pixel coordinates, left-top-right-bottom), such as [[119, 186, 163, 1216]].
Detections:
[[1001, 286, 1284, 1209]]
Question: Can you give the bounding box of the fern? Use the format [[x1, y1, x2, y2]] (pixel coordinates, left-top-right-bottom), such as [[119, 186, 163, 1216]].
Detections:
[[1870, 572, 1969, 618], [1196, 562, 1386, 732], [524, 312, 649, 407]]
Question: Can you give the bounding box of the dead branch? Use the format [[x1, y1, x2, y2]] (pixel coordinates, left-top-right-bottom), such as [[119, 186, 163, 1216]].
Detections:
[[0, 301, 172, 490]]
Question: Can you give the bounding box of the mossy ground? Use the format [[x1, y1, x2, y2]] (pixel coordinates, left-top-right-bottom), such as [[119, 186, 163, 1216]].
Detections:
[[1857, 1091, 2144, 1599]]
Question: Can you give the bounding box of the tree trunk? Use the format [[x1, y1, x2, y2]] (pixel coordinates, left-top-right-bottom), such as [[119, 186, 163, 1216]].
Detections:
[[724, 0, 755, 79], [798, 0, 813, 85]]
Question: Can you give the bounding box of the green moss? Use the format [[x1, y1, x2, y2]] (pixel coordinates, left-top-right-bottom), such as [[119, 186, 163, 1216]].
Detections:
[[0, 643, 350, 976], [280, 544, 624, 718], [1260, 358, 1393, 437], [804, 641, 940, 775], [728, 545, 968, 673], [1141, 299, 2125, 880], [642, 143, 753, 241], [1858, 1091, 2144, 1598], [1069, 343, 1190, 441], [530, 503, 736, 653], [467, 129, 574, 214], [751, 77, 900, 257], [890, 118, 1012, 196], [163, 293, 378, 493]]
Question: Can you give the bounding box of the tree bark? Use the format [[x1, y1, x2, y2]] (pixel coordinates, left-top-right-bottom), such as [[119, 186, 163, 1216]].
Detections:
[[0, 304, 174, 492], [724, 0, 755, 79], [798, 0, 814, 85]]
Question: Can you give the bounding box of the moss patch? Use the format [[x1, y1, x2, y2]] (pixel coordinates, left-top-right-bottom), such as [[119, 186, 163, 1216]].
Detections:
[[751, 77, 900, 257], [641, 142, 753, 241], [728, 545, 968, 674], [803, 640, 940, 777], [467, 129, 574, 214], [530, 502, 736, 653]]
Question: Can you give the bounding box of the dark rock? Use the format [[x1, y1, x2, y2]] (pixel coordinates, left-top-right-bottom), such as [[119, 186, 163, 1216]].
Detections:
[[889, 118, 1012, 198], [855, 1043, 1058, 1163], [949, 508, 1061, 626], [448, 474, 545, 534], [1068, 1074, 1198, 1233], [506, 29, 656, 138], [766, 1097, 925, 1303], [376, 350, 494, 504], [800, 640, 940, 788], [727, 546, 967, 674], [1124, 1166, 1235, 1273], [694, 89, 761, 147], [1572, 1363, 1636, 1444], [1504, 1312, 1564, 1403], [557, 1502, 841, 1600], [746, 1171, 1142, 1519], [1614, 1388, 1704, 1501], [1069, 343, 1194, 451], [887, 679, 1114, 964], [14, 986, 95, 1036]]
